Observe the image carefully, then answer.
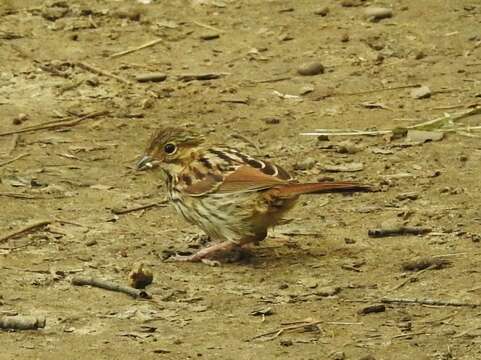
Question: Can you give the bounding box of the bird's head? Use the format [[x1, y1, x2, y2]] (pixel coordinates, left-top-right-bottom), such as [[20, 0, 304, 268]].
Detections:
[[136, 127, 204, 174]]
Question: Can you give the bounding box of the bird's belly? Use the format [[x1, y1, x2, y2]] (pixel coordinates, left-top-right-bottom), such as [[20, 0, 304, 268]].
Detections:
[[168, 189, 297, 243]]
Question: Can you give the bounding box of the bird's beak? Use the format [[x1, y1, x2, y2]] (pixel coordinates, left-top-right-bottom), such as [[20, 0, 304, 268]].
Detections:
[[136, 155, 154, 171]]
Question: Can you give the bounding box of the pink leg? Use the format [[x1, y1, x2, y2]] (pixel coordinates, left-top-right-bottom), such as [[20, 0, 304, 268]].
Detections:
[[171, 241, 239, 262]]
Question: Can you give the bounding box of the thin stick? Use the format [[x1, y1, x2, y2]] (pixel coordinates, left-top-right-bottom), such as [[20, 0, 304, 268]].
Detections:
[[388, 265, 436, 292], [0, 110, 108, 137], [111, 201, 168, 215], [176, 73, 229, 81], [0, 192, 42, 199], [0, 153, 29, 168], [109, 38, 164, 59], [301, 106, 481, 137], [76, 62, 130, 84], [381, 297, 480, 307], [0, 316, 46, 330], [368, 226, 431, 238], [192, 21, 224, 33], [0, 220, 51, 244], [336, 84, 421, 96], [71, 276, 151, 299], [248, 320, 322, 342]]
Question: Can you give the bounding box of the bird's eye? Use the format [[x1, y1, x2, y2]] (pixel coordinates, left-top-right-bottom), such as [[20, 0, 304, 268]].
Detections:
[[163, 143, 177, 155]]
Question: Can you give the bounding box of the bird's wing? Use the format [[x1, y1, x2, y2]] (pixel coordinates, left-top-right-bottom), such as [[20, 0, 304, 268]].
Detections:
[[179, 147, 293, 196]]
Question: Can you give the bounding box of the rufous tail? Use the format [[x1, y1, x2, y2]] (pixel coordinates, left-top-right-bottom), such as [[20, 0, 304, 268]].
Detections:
[[274, 182, 370, 197]]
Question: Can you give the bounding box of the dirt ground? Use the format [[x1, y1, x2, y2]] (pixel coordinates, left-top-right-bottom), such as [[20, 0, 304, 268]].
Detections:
[[1, 0, 481, 359]]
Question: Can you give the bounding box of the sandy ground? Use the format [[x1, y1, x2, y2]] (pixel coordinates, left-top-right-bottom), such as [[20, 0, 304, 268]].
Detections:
[[1, 0, 481, 359]]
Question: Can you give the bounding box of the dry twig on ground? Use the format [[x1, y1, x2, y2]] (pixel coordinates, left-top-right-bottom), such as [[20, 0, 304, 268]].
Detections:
[[0, 111, 109, 137], [71, 276, 151, 299], [0, 220, 51, 245]]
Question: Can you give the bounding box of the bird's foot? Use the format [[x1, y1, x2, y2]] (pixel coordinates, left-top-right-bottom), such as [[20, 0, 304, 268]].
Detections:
[[167, 241, 240, 265]]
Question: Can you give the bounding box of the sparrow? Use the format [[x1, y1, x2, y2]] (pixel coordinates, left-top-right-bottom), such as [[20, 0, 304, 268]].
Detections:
[[136, 127, 369, 263]]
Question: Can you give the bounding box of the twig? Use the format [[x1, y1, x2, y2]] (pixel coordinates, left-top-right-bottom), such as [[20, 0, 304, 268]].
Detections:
[[391, 331, 427, 340], [388, 265, 436, 292], [111, 201, 168, 215], [0, 110, 108, 137], [248, 320, 322, 342], [109, 38, 164, 59], [410, 106, 481, 131], [176, 73, 229, 81], [0, 153, 29, 168], [0, 316, 46, 330], [381, 297, 481, 307], [192, 21, 224, 33], [71, 276, 151, 299], [301, 106, 481, 137], [0, 192, 42, 199], [254, 76, 292, 84], [368, 226, 431, 238], [0, 220, 51, 244], [336, 84, 421, 96], [76, 62, 130, 84]]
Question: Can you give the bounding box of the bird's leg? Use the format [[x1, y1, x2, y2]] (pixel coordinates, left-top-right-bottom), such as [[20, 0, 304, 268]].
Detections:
[[171, 240, 239, 262]]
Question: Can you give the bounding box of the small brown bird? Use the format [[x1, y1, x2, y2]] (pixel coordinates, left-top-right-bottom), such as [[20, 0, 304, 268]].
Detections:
[[137, 127, 369, 262]]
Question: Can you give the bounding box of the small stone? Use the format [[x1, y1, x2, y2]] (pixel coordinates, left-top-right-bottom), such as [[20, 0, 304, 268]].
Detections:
[[112, 7, 142, 21], [358, 304, 386, 315], [280, 339, 293, 347], [42, 5, 69, 21], [263, 117, 281, 125], [85, 76, 99, 87], [316, 286, 341, 297], [410, 85, 431, 99], [364, 7, 393, 22], [294, 157, 316, 170], [331, 351, 346, 360], [414, 50, 426, 60], [297, 61, 324, 76], [341, 0, 362, 7], [199, 32, 220, 40], [84, 238, 97, 247], [396, 192, 419, 201], [341, 33, 350, 42], [135, 73, 168, 83], [359, 355, 376, 360], [336, 141, 361, 154], [13, 113, 28, 125], [314, 6, 329, 16], [299, 85, 315, 95]]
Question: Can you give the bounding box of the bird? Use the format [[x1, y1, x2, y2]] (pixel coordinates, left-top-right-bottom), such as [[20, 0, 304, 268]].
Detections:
[[136, 127, 370, 263]]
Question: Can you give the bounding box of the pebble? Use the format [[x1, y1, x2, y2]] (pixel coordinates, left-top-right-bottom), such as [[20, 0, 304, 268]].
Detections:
[[135, 73, 168, 83], [112, 7, 142, 21], [358, 304, 386, 315], [12, 113, 29, 125], [364, 7, 393, 22], [314, 6, 329, 16], [341, 33, 350, 42], [42, 5, 69, 21], [294, 157, 316, 170], [199, 32, 220, 41], [358, 355, 376, 360], [297, 61, 324, 76], [263, 117, 281, 124], [330, 352, 346, 360], [410, 85, 431, 99]]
